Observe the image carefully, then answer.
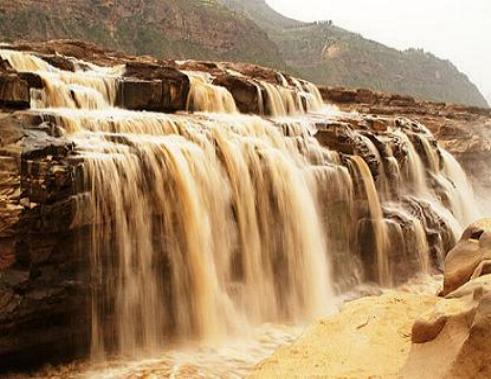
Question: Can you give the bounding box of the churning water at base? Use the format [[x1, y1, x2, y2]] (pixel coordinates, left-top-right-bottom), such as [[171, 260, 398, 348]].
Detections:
[[68, 111, 333, 358], [0, 48, 482, 376]]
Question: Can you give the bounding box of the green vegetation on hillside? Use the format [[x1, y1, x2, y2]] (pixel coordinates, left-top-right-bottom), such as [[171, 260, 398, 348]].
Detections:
[[221, 0, 488, 107], [0, 0, 486, 107], [0, 0, 285, 69]]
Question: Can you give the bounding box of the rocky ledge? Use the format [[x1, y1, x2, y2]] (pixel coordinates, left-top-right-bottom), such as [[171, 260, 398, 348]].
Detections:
[[254, 220, 491, 378], [1, 39, 320, 115], [320, 86, 491, 199]]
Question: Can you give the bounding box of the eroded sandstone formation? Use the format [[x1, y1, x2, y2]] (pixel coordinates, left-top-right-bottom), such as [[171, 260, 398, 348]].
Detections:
[[254, 220, 491, 378], [402, 220, 491, 379]]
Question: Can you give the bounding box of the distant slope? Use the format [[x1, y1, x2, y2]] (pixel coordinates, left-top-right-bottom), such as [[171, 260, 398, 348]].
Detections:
[[0, 0, 487, 107], [222, 0, 488, 108], [0, 0, 285, 68], [221, 0, 301, 31]]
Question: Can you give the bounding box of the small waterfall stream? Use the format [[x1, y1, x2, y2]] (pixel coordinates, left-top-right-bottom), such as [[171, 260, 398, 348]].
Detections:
[[0, 48, 481, 376]]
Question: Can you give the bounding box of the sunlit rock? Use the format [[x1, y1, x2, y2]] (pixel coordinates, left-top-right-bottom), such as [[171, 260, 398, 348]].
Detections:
[[442, 219, 491, 296]]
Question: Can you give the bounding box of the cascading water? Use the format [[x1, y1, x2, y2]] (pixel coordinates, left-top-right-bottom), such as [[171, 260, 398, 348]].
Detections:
[[349, 155, 391, 286], [258, 76, 324, 116], [57, 110, 334, 358], [185, 71, 238, 113], [0, 48, 482, 375], [0, 49, 123, 109]]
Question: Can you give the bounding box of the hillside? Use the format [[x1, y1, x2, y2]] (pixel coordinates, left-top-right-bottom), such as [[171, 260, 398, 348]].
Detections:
[[222, 0, 488, 108], [0, 0, 487, 107], [0, 0, 285, 68]]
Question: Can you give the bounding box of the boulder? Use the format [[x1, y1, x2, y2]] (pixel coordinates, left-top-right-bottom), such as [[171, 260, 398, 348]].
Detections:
[[0, 75, 30, 109], [442, 219, 491, 296], [213, 75, 261, 114], [402, 274, 491, 379], [116, 79, 164, 112], [120, 62, 190, 112]]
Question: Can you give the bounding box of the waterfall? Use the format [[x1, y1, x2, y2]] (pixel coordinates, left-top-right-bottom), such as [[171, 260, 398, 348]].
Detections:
[[349, 155, 390, 286], [185, 71, 239, 113], [0, 48, 481, 360], [57, 111, 333, 357], [258, 77, 324, 116], [0, 49, 123, 109]]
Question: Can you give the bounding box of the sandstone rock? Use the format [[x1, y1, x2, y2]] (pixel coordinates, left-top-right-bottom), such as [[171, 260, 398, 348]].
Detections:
[[402, 221, 491, 378], [442, 219, 491, 296], [252, 291, 441, 378], [121, 62, 190, 112], [0, 112, 90, 372], [17, 72, 43, 89], [0, 75, 30, 109], [356, 88, 378, 104], [319, 87, 358, 103], [213, 75, 261, 114], [38, 54, 76, 72], [402, 274, 491, 379], [411, 314, 449, 343], [116, 79, 164, 112]]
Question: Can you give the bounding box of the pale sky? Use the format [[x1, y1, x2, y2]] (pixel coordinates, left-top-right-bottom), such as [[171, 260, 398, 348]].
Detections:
[[267, 0, 491, 102]]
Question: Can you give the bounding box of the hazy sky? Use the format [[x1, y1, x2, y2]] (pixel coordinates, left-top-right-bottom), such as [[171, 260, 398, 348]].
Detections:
[[267, 0, 491, 101]]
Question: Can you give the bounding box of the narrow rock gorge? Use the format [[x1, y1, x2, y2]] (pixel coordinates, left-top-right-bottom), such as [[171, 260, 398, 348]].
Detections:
[[0, 40, 489, 377]]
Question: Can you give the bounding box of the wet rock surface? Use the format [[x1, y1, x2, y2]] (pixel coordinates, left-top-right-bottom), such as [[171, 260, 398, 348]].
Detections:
[[2, 39, 317, 116], [0, 112, 90, 371], [0, 75, 30, 109], [320, 85, 491, 200]]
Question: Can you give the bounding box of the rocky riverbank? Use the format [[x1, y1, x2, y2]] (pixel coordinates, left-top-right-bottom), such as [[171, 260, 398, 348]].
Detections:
[[254, 220, 491, 378]]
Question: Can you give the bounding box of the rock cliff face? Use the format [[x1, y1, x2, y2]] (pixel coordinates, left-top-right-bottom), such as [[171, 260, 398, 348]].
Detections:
[[0, 111, 90, 369], [0, 40, 487, 372], [402, 220, 491, 378]]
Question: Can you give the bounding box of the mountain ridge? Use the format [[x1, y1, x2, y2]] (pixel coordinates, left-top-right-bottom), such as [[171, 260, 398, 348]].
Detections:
[[0, 0, 487, 107], [221, 0, 488, 108]]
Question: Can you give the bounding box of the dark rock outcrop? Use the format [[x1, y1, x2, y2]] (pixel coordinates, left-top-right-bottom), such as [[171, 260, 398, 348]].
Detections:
[[117, 62, 191, 113], [212, 75, 262, 114], [0, 75, 30, 109], [0, 113, 90, 371]]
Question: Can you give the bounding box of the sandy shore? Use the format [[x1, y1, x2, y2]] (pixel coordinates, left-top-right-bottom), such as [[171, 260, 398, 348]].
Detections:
[[251, 290, 463, 378]]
